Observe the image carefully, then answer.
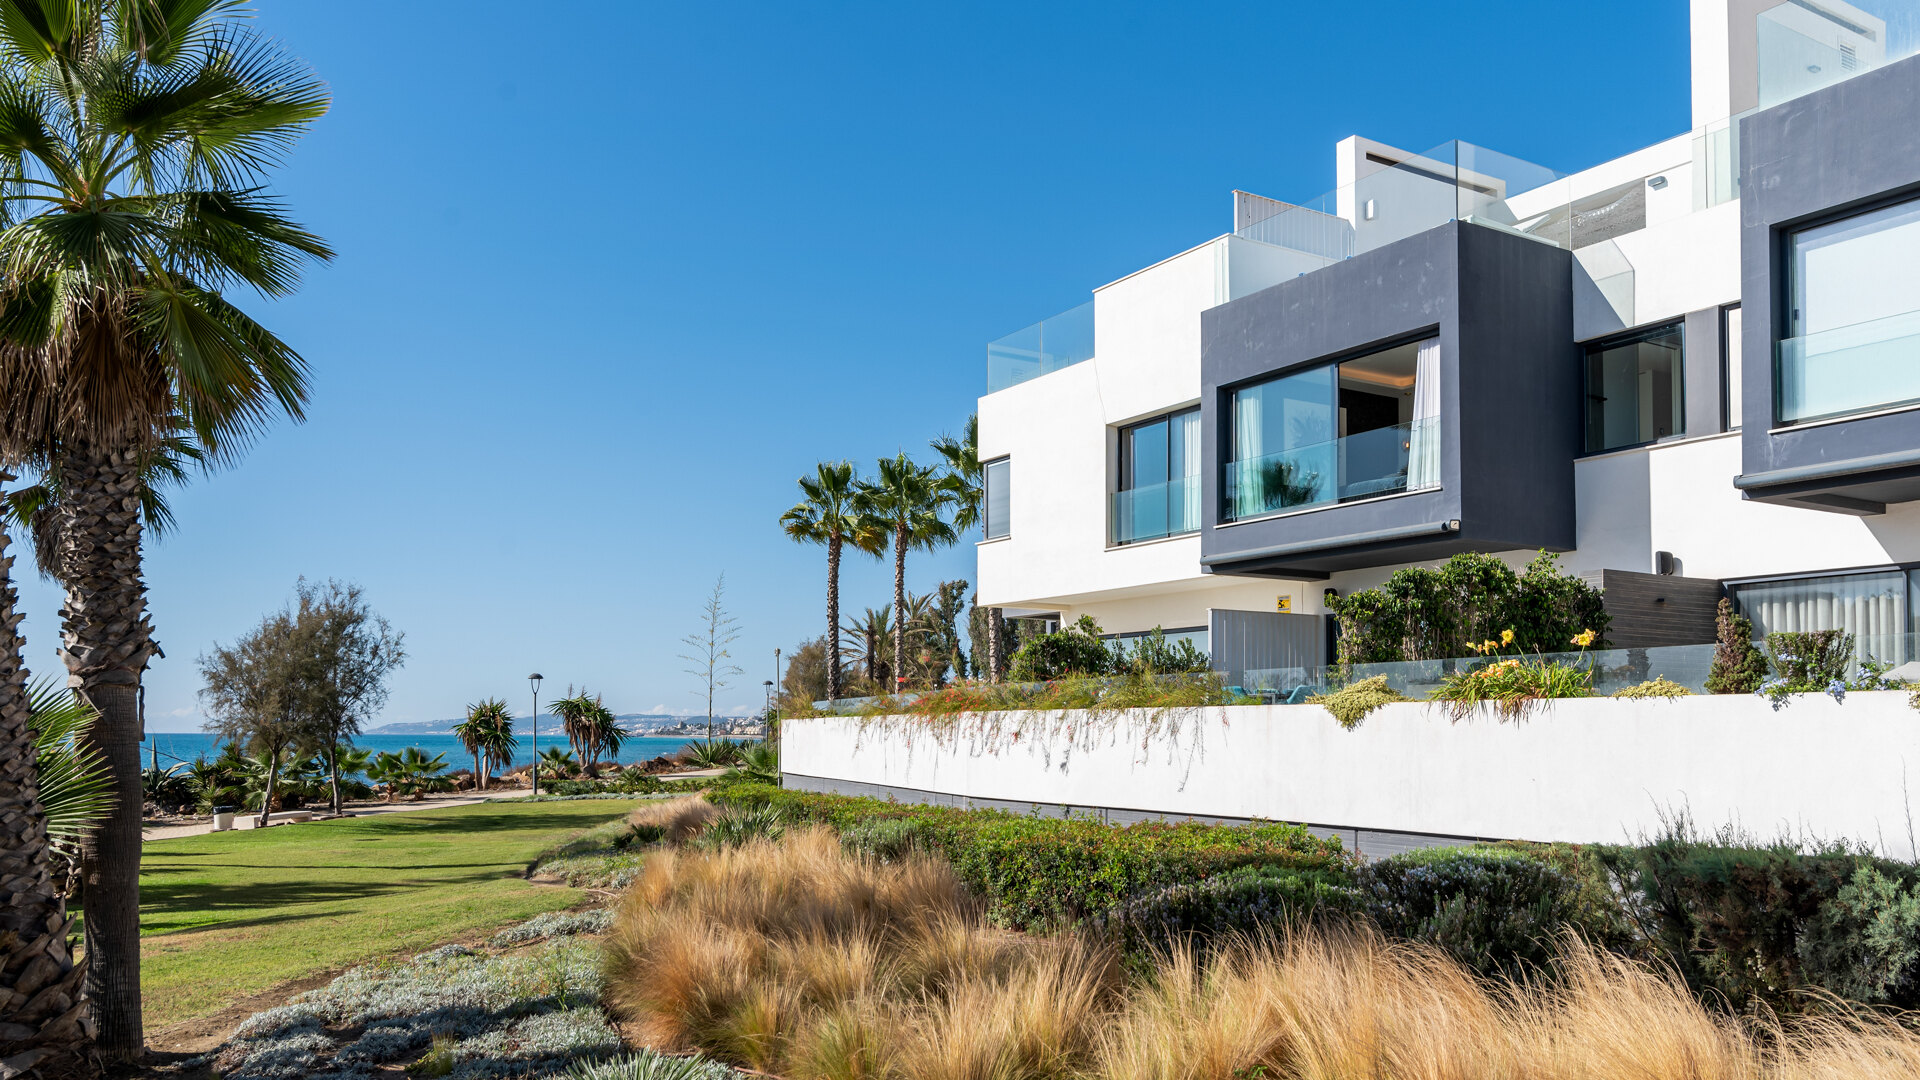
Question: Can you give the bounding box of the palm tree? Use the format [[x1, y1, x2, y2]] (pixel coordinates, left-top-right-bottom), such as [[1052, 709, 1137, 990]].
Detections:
[[537, 745, 578, 778], [780, 461, 882, 702], [930, 415, 981, 534], [1, 494, 96, 1076], [841, 606, 892, 691], [550, 688, 608, 776], [856, 454, 957, 693], [0, 7, 331, 1054], [453, 698, 513, 791], [587, 701, 625, 776]]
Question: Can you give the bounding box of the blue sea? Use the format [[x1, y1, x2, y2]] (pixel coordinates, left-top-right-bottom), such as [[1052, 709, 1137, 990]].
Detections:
[[139, 730, 752, 777]]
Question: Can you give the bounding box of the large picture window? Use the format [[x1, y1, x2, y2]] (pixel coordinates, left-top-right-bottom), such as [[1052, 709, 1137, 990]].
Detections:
[[1730, 568, 1920, 665], [1583, 321, 1683, 453], [1224, 337, 1440, 522], [982, 458, 1010, 540], [1778, 196, 1920, 424], [1111, 408, 1199, 545]]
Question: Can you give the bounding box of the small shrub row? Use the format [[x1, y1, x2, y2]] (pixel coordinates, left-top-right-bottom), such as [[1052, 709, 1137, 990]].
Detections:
[[708, 783, 1350, 929]]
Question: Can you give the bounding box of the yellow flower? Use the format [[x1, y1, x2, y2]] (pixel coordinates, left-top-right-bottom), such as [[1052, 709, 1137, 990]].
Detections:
[[1466, 642, 1483, 655], [1571, 629, 1597, 648], [1501, 629, 1515, 645]]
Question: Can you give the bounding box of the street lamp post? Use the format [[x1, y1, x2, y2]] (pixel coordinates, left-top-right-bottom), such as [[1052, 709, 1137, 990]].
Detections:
[[528, 673, 544, 796]]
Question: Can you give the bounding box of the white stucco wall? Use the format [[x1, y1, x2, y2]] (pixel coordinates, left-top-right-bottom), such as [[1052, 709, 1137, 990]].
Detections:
[[784, 693, 1920, 860]]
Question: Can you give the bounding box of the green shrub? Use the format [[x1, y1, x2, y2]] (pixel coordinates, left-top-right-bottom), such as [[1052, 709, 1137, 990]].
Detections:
[[837, 817, 930, 862], [1799, 864, 1920, 1006], [1331, 551, 1610, 665], [1307, 676, 1409, 729], [1007, 615, 1116, 681], [1357, 846, 1619, 979], [1704, 597, 1768, 694], [1592, 826, 1920, 1011], [1612, 677, 1694, 699], [709, 783, 1351, 930], [1116, 628, 1213, 676], [1765, 630, 1853, 690], [1096, 864, 1362, 955]]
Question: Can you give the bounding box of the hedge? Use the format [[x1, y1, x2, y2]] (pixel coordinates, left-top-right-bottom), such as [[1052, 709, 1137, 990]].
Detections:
[[707, 783, 1351, 930]]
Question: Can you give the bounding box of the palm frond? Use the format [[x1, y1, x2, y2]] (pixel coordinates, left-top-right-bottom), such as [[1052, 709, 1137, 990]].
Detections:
[[30, 675, 113, 843]]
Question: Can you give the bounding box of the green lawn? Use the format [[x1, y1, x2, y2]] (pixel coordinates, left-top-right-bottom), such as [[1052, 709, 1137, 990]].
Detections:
[[131, 799, 641, 1029]]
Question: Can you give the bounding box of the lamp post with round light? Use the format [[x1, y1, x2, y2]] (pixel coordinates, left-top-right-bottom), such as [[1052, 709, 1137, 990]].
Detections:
[[528, 673, 544, 796]]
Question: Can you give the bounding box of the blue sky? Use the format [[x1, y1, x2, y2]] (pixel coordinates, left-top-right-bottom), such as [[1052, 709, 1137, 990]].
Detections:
[[28, 1, 1694, 731]]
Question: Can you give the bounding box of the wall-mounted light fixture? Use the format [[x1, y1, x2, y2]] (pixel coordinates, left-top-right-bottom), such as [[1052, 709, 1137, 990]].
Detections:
[[1363, 199, 1377, 221], [1648, 175, 1669, 190]]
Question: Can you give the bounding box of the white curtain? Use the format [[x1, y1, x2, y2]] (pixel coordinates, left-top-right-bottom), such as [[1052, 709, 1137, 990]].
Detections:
[[1738, 571, 1910, 664], [1232, 390, 1263, 517], [1407, 336, 1441, 491]]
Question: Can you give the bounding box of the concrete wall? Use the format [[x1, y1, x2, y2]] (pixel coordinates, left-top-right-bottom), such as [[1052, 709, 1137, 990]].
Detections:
[[783, 693, 1920, 860]]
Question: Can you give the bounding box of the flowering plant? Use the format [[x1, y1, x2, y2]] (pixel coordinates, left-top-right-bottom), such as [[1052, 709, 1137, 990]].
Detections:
[[1432, 627, 1599, 721]]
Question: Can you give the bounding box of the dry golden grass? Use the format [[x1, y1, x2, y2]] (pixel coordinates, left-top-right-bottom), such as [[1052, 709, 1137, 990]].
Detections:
[[605, 829, 1920, 1080], [625, 796, 719, 845]]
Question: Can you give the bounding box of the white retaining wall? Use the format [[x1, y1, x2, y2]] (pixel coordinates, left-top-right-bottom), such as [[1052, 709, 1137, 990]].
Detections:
[[782, 693, 1920, 860]]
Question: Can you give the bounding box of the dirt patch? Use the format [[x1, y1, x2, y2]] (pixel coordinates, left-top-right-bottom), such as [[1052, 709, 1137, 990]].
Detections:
[[145, 969, 343, 1055]]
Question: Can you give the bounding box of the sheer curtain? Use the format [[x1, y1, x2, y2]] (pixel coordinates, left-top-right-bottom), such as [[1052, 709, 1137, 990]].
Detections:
[[1232, 389, 1263, 518], [1735, 570, 1911, 664], [1407, 336, 1441, 490]]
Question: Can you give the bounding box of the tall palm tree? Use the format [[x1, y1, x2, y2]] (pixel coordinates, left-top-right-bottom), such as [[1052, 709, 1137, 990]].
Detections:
[[930, 414, 981, 535], [856, 454, 957, 693], [453, 698, 513, 791], [0, 480, 96, 1076], [550, 688, 616, 776], [0, 5, 331, 1055], [588, 701, 625, 775], [780, 460, 882, 702]]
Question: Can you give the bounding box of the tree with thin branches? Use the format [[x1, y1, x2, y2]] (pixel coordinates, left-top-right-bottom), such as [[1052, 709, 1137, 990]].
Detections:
[[679, 575, 743, 749], [856, 454, 957, 693], [0, 5, 332, 1053], [780, 461, 882, 702]]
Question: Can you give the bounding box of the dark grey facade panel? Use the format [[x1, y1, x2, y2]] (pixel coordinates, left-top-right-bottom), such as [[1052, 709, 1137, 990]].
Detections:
[[1199, 221, 1577, 575], [1209, 609, 1325, 683], [1738, 52, 1920, 510]]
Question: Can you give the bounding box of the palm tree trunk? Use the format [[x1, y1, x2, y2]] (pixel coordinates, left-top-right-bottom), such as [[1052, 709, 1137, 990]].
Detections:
[[892, 525, 907, 695], [825, 535, 842, 701], [0, 506, 98, 1078], [473, 751, 483, 791], [987, 608, 1002, 683], [327, 744, 342, 814], [57, 443, 154, 1061]]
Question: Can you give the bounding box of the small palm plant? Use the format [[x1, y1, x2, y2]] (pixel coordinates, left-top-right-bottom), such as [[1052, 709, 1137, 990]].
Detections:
[[31, 679, 114, 884], [454, 698, 516, 790], [538, 746, 579, 779], [368, 748, 451, 801]]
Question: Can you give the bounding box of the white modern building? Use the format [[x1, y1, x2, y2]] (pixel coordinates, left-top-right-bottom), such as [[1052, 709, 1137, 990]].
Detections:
[[975, 0, 1920, 686]]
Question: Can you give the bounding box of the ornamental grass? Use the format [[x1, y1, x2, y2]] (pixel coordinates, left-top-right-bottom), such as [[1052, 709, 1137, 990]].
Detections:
[[603, 831, 1920, 1080]]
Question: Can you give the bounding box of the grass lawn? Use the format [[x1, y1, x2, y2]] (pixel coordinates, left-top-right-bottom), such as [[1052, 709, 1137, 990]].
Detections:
[[130, 799, 641, 1029]]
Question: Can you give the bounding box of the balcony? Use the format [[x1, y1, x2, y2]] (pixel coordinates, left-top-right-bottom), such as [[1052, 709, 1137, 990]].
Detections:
[[986, 300, 1094, 394], [1776, 309, 1920, 425], [1223, 418, 1439, 523], [1109, 476, 1200, 545]]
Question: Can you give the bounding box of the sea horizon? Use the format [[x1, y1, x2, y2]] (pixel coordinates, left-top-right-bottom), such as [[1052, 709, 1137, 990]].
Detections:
[[140, 729, 760, 776]]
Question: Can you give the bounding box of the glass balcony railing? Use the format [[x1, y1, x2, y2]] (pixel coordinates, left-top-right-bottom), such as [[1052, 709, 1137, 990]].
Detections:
[[1223, 417, 1438, 523], [1776, 309, 1920, 424], [1110, 475, 1200, 545], [986, 300, 1094, 394]]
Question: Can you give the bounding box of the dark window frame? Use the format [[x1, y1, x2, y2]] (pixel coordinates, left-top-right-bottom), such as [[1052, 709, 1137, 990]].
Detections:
[[1721, 303, 1742, 432], [1117, 406, 1200, 493], [1580, 318, 1686, 455]]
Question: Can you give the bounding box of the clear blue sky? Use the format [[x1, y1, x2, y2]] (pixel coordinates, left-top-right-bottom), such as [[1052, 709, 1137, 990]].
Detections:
[[24, 1, 1693, 731]]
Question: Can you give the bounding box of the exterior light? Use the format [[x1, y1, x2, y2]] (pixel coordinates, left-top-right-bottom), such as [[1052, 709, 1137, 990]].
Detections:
[[528, 673, 544, 796]]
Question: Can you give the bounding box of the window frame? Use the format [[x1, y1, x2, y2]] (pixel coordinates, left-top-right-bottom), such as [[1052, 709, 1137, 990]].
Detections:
[[1774, 191, 1920, 427], [981, 456, 1011, 541], [1580, 318, 1687, 455], [1721, 303, 1742, 432]]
